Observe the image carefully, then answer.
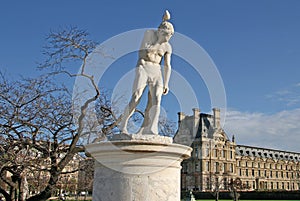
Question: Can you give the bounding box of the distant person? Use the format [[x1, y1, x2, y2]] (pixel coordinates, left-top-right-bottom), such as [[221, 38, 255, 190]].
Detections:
[[59, 194, 65, 200]]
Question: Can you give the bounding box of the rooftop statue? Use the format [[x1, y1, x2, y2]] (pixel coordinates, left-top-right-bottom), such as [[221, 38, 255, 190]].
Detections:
[[119, 10, 174, 135]]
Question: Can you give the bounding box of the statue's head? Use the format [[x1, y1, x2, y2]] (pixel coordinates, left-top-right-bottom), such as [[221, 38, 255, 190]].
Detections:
[[158, 21, 174, 36], [157, 10, 174, 40]]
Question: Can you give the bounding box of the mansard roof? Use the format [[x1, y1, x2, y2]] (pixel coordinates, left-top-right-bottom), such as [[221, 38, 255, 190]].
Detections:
[[236, 144, 300, 162]]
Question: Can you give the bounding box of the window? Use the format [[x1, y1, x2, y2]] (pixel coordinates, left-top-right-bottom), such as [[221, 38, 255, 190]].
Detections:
[[206, 178, 210, 190], [206, 148, 210, 157], [195, 162, 200, 171], [224, 178, 228, 190], [222, 150, 226, 158], [214, 149, 218, 157], [195, 147, 198, 158], [213, 162, 217, 172], [229, 163, 233, 173], [206, 161, 210, 171], [215, 177, 218, 186], [271, 182, 273, 189], [223, 163, 227, 172], [215, 162, 219, 173]]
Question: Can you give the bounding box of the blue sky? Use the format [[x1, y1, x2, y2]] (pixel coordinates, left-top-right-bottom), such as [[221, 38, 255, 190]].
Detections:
[[1, 1, 300, 152]]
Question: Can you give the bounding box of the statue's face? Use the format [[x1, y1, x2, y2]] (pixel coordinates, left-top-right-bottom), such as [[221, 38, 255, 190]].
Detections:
[[158, 28, 173, 42], [157, 21, 174, 42]]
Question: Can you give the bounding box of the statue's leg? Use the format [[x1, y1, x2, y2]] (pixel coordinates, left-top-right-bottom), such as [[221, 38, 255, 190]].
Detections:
[[119, 66, 147, 133], [119, 87, 145, 133], [147, 84, 163, 134], [138, 90, 152, 134]]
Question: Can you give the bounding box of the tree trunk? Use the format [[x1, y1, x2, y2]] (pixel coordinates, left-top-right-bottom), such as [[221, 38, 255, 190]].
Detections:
[[233, 190, 238, 201], [0, 188, 12, 201], [215, 191, 219, 201], [26, 186, 52, 201], [26, 168, 61, 201], [18, 178, 23, 201]]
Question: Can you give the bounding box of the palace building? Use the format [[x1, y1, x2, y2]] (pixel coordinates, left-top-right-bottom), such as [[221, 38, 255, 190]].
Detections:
[[174, 108, 300, 192]]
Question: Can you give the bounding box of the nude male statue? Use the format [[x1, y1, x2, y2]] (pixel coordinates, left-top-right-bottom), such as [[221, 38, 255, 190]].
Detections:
[[119, 10, 174, 135]]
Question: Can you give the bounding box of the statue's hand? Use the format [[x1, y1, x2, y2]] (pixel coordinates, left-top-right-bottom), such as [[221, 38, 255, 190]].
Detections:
[[163, 87, 169, 95]]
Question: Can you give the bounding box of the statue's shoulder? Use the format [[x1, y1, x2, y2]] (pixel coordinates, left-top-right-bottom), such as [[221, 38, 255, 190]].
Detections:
[[141, 30, 157, 46], [144, 29, 157, 38], [163, 41, 172, 54]]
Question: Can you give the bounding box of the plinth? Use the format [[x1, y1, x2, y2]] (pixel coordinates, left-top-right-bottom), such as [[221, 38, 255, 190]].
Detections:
[[85, 134, 192, 201]]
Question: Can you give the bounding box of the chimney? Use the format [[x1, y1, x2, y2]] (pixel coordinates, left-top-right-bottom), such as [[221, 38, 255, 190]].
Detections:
[[213, 108, 220, 128], [192, 108, 200, 137], [192, 108, 200, 118], [177, 112, 185, 127]]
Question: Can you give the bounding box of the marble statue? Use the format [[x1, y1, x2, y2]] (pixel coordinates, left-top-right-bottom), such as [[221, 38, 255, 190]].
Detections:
[[119, 10, 174, 135]]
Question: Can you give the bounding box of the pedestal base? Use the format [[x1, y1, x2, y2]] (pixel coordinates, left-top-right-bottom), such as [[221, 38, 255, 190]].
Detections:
[[85, 139, 192, 201]]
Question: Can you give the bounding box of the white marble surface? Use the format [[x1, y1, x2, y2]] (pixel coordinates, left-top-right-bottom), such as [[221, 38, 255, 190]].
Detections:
[[110, 133, 173, 144], [85, 140, 192, 201], [119, 10, 174, 135]]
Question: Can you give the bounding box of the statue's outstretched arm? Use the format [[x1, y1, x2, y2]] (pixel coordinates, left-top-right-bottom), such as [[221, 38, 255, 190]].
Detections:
[[163, 50, 172, 95]]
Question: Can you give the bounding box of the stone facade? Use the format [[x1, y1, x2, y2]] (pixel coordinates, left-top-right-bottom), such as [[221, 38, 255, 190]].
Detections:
[[236, 145, 300, 191], [174, 108, 300, 192]]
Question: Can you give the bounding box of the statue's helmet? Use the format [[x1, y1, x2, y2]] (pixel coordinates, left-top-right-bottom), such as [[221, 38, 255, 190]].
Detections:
[[158, 21, 174, 36], [158, 10, 174, 35]]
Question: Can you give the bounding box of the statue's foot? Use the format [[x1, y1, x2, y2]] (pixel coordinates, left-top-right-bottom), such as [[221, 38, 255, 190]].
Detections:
[[146, 131, 158, 135], [137, 128, 158, 135], [121, 129, 129, 134], [110, 132, 132, 141]]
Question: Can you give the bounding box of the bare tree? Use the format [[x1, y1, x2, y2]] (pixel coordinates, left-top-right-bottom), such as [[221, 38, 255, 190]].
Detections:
[[211, 176, 221, 201], [228, 177, 244, 201], [0, 26, 110, 201], [0, 73, 77, 201], [208, 174, 228, 201]]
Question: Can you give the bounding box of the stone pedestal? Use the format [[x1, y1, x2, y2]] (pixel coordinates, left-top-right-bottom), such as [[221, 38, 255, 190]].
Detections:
[[85, 137, 192, 201]]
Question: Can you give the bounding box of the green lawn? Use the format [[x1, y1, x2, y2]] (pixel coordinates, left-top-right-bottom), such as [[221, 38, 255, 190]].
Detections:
[[51, 199, 299, 201]]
